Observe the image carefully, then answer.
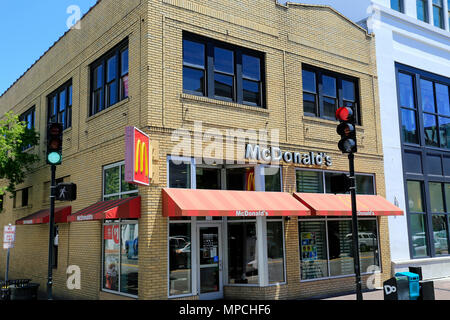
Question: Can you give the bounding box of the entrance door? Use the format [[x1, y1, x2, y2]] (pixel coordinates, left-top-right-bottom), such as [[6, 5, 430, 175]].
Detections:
[[197, 224, 223, 300]]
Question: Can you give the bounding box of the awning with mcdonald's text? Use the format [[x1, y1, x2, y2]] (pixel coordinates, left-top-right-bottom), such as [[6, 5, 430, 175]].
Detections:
[[293, 193, 404, 216], [162, 188, 311, 217]]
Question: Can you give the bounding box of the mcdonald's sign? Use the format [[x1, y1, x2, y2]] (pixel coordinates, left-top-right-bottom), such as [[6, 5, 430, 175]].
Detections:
[[125, 127, 151, 186]]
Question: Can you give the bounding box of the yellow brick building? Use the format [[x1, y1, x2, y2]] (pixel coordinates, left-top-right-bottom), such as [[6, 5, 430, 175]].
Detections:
[[0, 0, 397, 300]]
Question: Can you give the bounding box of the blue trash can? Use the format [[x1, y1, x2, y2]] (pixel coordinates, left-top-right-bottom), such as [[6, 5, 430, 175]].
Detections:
[[395, 272, 420, 300]]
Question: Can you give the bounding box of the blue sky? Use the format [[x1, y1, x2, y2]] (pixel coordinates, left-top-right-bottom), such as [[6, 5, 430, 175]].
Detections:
[[0, 0, 97, 95]]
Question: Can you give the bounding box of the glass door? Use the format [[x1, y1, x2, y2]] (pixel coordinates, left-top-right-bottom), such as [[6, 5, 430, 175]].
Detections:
[[197, 224, 223, 300]]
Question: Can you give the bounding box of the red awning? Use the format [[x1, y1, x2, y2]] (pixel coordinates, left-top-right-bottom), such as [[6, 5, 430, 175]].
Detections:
[[162, 188, 310, 217], [293, 193, 404, 216], [15, 206, 72, 225], [68, 196, 141, 222]]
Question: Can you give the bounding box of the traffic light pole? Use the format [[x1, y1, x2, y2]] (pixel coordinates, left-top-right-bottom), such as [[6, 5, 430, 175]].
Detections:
[[349, 153, 363, 301], [47, 164, 56, 300]]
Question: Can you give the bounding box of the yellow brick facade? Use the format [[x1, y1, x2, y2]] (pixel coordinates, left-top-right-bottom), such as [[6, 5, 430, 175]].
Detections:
[[0, 0, 390, 300]]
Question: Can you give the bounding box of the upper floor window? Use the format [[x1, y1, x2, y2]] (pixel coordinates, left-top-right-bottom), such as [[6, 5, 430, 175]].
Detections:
[[391, 0, 404, 12], [183, 32, 265, 108], [433, 0, 444, 28], [48, 81, 72, 130], [302, 65, 360, 125], [417, 0, 429, 22], [397, 65, 450, 149], [13, 187, 32, 208], [19, 106, 35, 130], [19, 106, 35, 150], [90, 39, 129, 116]]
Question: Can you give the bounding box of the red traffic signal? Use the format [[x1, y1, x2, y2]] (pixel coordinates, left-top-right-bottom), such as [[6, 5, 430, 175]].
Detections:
[[336, 107, 357, 154], [336, 106, 353, 122]]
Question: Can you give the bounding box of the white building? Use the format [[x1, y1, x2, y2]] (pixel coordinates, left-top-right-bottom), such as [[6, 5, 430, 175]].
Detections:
[[287, 0, 450, 279]]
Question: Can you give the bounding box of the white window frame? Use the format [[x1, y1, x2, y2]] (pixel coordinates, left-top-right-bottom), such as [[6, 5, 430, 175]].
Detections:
[[102, 161, 138, 200]]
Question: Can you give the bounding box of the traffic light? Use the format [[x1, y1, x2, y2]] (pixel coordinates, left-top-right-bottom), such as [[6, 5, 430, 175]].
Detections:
[[330, 173, 351, 194], [336, 106, 357, 154], [56, 183, 77, 201], [47, 123, 63, 165]]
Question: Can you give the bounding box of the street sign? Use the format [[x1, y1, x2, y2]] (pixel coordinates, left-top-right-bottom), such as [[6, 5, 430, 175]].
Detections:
[[3, 225, 16, 249]]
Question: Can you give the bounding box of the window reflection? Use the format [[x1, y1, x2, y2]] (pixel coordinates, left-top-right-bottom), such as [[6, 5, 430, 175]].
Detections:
[[410, 214, 428, 258], [169, 223, 192, 296], [228, 221, 258, 284]]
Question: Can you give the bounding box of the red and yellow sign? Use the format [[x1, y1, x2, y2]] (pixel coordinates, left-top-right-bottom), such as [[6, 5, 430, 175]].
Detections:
[[125, 126, 151, 186]]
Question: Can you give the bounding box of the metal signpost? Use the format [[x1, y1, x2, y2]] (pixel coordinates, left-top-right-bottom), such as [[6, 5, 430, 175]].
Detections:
[[3, 224, 16, 283]]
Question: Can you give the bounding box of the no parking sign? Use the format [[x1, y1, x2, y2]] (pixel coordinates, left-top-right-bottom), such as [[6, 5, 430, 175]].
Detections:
[[3, 225, 16, 249]]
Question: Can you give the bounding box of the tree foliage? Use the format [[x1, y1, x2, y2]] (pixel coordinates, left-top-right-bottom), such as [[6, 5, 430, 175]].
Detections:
[[0, 112, 40, 196]]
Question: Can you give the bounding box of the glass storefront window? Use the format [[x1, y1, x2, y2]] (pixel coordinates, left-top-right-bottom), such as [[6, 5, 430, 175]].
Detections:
[[328, 220, 355, 277], [410, 214, 428, 258], [299, 218, 379, 280], [267, 221, 285, 283], [226, 167, 254, 191], [227, 221, 258, 284], [103, 221, 138, 296], [196, 166, 221, 190], [121, 224, 139, 295], [299, 220, 328, 280], [432, 215, 449, 255], [407, 181, 424, 213], [264, 166, 281, 192], [296, 170, 323, 193], [358, 220, 380, 273], [356, 175, 375, 195], [429, 182, 444, 213], [169, 159, 191, 188], [169, 222, 192, 296]]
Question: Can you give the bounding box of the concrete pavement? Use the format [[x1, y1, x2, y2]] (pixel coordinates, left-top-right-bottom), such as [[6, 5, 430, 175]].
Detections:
[[323, 277, 450, 300]]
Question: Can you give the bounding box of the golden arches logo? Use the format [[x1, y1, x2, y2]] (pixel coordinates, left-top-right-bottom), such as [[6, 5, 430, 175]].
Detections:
[[135, 139, 149, 177]]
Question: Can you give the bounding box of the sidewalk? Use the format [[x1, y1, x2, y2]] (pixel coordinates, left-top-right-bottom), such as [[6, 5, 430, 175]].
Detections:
[[323, 277, 450, 300]]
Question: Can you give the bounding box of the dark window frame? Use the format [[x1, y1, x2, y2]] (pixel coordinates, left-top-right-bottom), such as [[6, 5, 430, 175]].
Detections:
[[396, 64, 450, 150], [432, 0, 444, 28], [302, 64, 361, 125], [47, 80, 72, 130], [182, 31, 266, 108], [391, 0, 405, 12], [19, 106, 36, 150], [90, 39, 129, 116], [417, 0, 429, 22]]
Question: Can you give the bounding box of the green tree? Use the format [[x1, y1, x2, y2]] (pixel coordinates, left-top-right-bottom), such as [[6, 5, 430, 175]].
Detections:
[[0, 112, 40, 198]]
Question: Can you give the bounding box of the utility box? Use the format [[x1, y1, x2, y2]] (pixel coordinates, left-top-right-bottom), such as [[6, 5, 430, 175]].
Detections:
[[395, 272, 420, 300], [383, 275, 410, 300]]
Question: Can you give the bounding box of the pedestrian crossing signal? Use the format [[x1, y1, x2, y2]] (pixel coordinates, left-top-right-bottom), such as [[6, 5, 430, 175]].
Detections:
[[56, 183, 77, 202]]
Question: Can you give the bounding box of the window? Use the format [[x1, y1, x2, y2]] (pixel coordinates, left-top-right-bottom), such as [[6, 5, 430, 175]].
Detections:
[[0, 194, 3, 212], [48, 81, 72, 130], [263, 166, 282, 192], [168, 158, 192, 189], [296, 169, 375, 195], [169, 220, 192, 296], [302, 65, 360, 124], [103, 162, 138, 200], [102, 220, 138, 296], [407, 181, 429, 257], [90, 39, 128, 116], [19, 106, 36, 150], [432, 0, 444, 28], [227, 219, 258, 284], [417, 0, 429, 22], [183, 32, 265, 108], [13, 187, 32, 208], [299, 218, 379, 280], [397, 66, 450, 149], [391, 0, 404, 12], [428, 182, 449, 255], [267, 218, 285, 283]]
